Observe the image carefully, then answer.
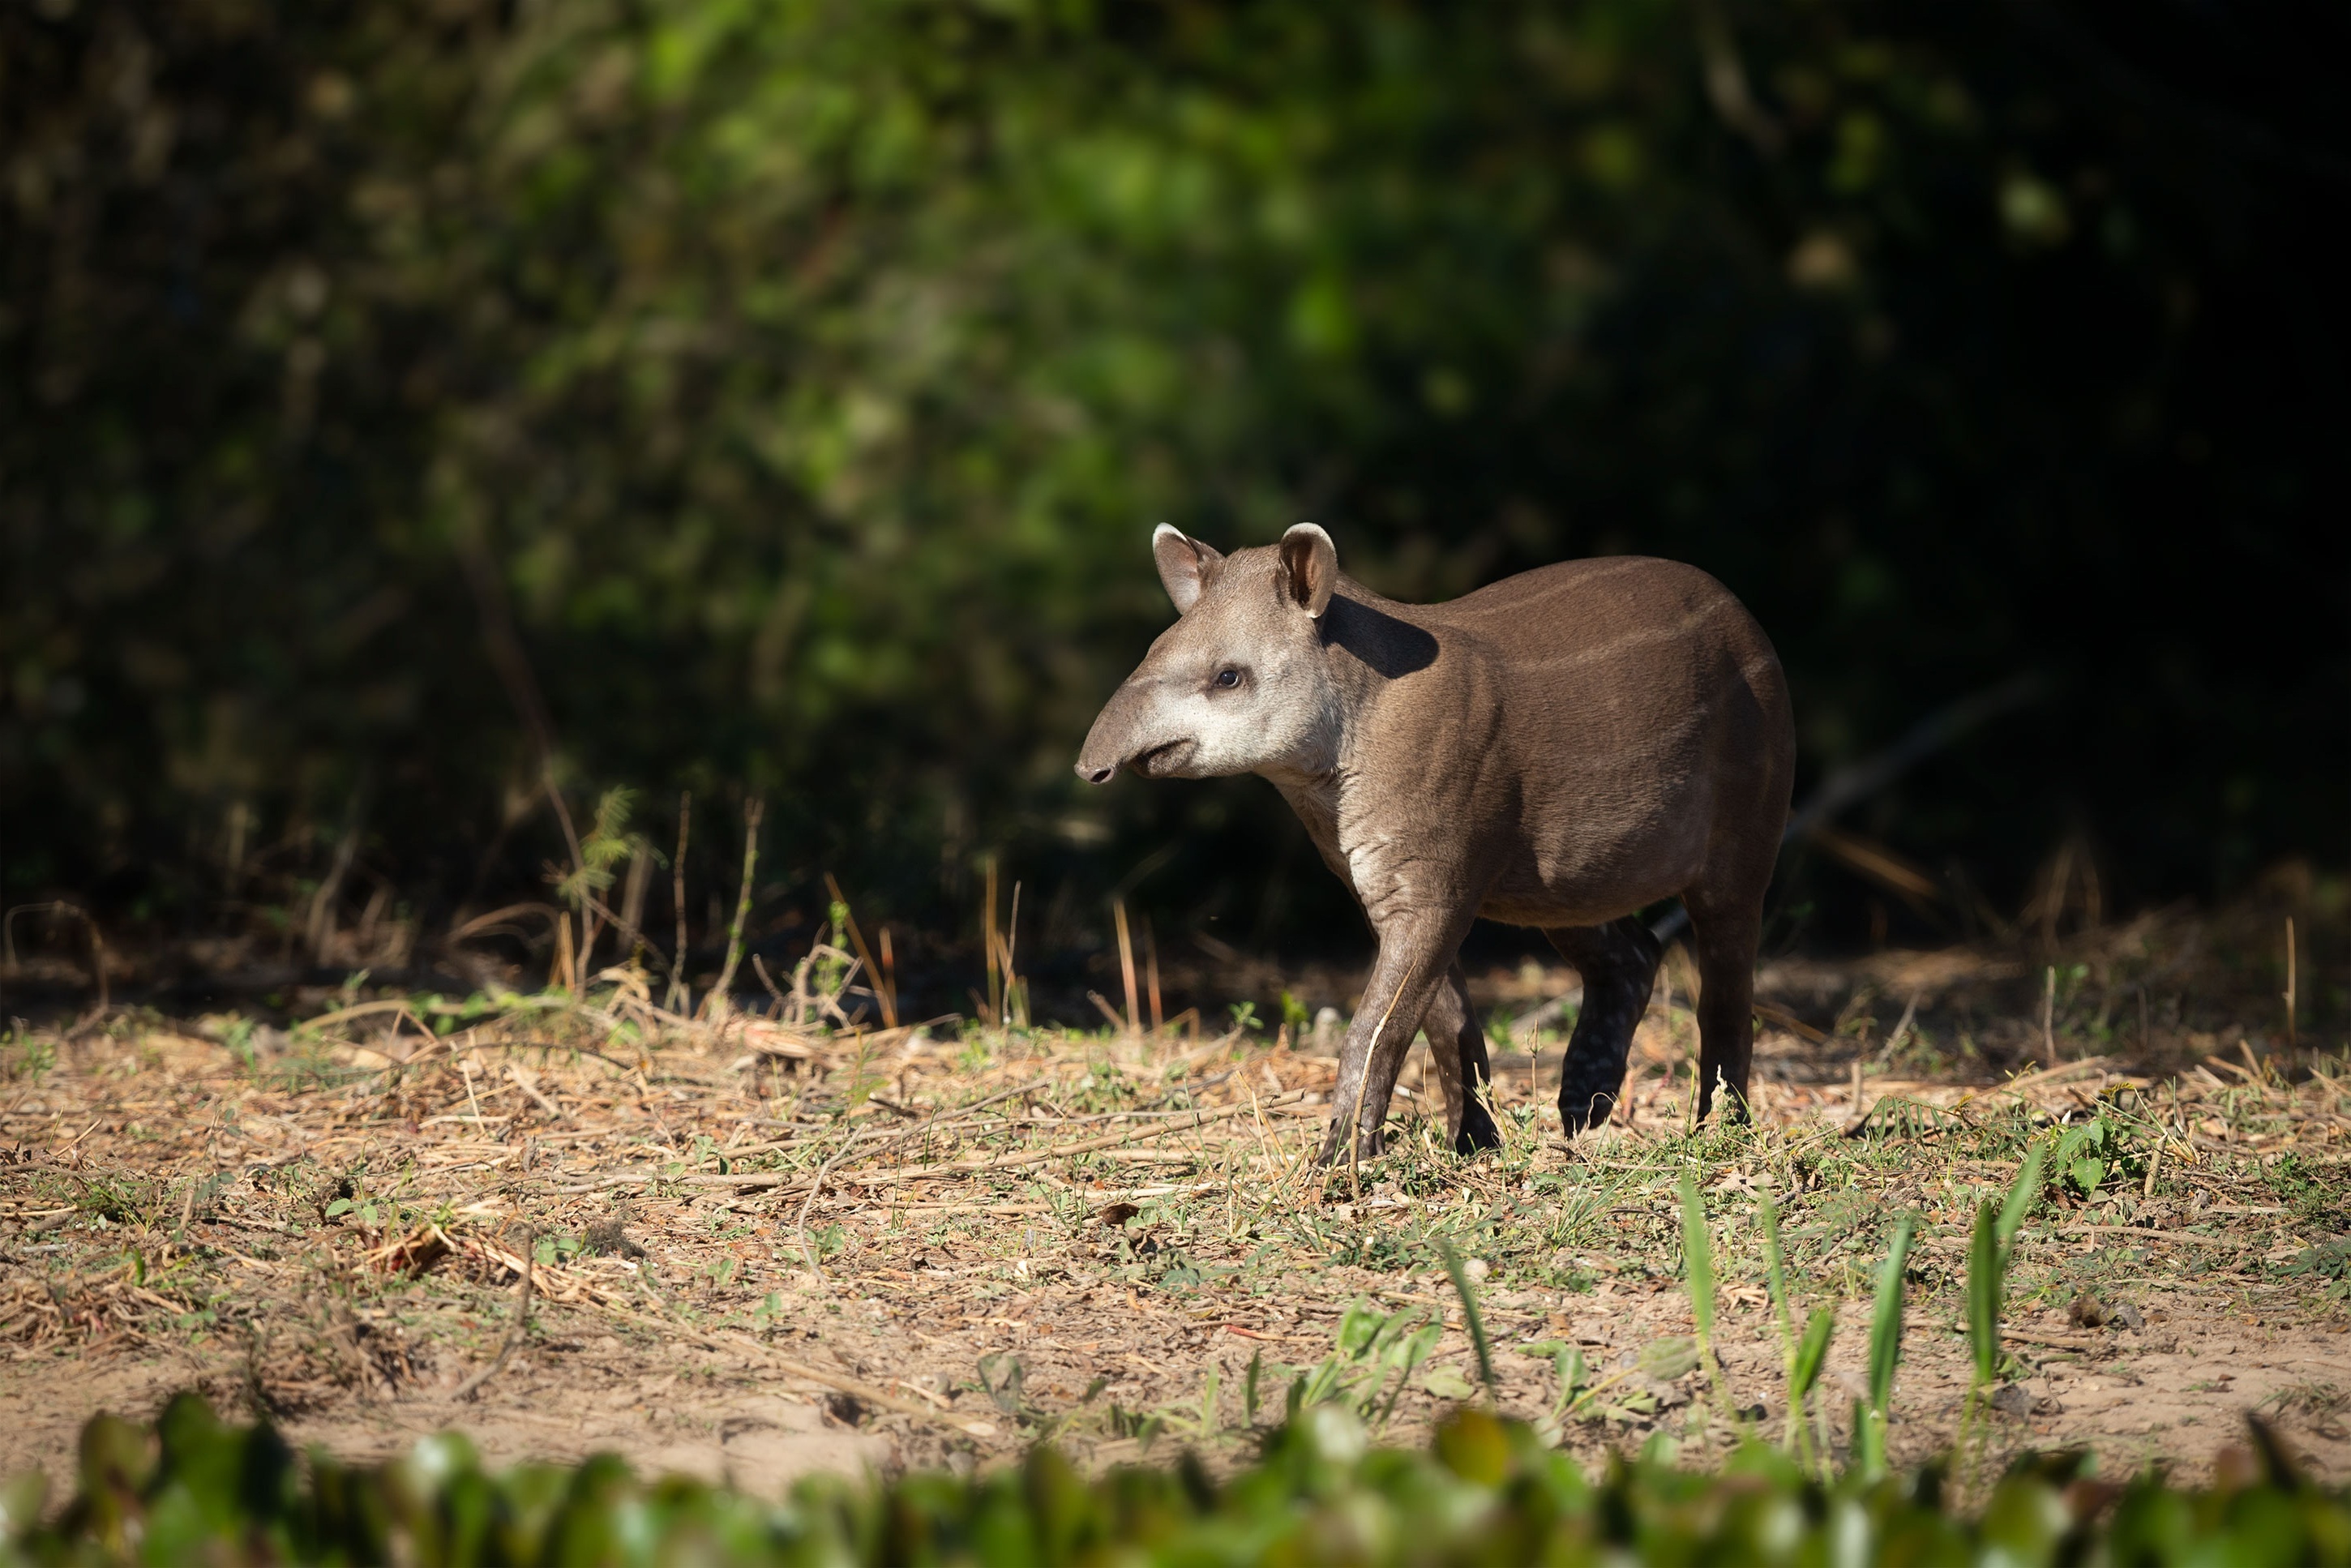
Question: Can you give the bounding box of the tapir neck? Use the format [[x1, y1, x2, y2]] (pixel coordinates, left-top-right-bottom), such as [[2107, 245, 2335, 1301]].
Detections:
[[1265, 585, 1437, 781]]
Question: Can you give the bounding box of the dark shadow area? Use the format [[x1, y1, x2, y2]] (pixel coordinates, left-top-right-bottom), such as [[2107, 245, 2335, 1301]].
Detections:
[[1323, 598, 1441, 681]]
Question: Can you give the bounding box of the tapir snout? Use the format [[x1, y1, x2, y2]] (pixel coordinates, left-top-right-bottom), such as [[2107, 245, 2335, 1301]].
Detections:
[[1073, 682, 1141, 783], [1074, 680, 1183, 783]]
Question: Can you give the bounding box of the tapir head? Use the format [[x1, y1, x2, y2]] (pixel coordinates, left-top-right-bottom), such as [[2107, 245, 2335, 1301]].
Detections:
[[1077, 524, 1343, 784]]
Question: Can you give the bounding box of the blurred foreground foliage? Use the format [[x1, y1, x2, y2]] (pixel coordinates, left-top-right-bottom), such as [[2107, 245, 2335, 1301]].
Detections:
[[1, 0, 2342, 949], [8, 1394, 2351, 1567]]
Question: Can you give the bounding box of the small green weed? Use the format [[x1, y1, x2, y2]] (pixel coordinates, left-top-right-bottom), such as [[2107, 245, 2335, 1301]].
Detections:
[[2, 1023, 55, 1081], [1279, 1298, 1444, 1434], [2053, 1114, 2144, 1198]]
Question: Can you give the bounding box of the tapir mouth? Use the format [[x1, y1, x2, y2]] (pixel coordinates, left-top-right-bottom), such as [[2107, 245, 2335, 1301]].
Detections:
[[1130, 739, 1193, 778], [1081, 737, 1193, 785]]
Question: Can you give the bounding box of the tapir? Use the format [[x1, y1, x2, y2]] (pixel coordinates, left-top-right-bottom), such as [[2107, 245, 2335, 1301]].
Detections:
[[1075, 525, 1795, 1163]]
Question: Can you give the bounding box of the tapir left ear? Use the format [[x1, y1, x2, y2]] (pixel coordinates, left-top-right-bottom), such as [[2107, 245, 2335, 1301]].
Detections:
[[1278, 523, 1338, 618], [1153, 525, 1223, 615]]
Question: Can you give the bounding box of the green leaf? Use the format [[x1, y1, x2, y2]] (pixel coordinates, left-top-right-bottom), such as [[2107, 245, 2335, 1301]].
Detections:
[[1638, 1336, 1700, 1381], [1759, 1188, 1799, 1371], [1335, 1297, 1384, 1356], [1438, 1240, 1495, 1401], [1421, 1364, 1480, 1401], [0, 1471, 48, 1543], [1678, 1170, 1717, 1349], [24, 1391, 2351, 1557], [1523, 1339, 1588, 1420], [1792, 1308, 1835, 1399], [1966, 1199, 2000, 1388], [1868, 1213, 1918, 1416], [1998, 1144, 2048, 1244]]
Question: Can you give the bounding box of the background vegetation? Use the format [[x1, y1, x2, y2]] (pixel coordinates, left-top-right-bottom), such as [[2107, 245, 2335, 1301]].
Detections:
[[2, 0, 2342, 983]]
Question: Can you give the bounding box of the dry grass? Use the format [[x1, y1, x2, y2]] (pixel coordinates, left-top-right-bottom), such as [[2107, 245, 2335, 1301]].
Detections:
[[2, 889, 2348, 1497]]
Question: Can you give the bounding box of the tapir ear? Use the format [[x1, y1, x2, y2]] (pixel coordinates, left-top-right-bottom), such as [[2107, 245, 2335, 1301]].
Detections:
[[1151, 525, 1222, 615], [1277, 523, 1338, 618]]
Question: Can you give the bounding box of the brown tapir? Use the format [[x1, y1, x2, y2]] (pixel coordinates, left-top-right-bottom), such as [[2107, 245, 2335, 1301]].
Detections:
[[1075, 525, 1794, 1163]]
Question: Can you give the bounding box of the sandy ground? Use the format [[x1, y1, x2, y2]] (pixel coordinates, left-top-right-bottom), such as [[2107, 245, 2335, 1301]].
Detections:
[[6, 1228, 2349, 1495]]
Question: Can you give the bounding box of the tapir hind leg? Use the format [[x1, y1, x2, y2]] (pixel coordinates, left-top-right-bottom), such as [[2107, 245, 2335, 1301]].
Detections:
[[1420, 962, 1503, 1155], [1544, 918, 1664, 1134], [1683, 646, 1794, 1125], [1684, 883, 1768, 1125]]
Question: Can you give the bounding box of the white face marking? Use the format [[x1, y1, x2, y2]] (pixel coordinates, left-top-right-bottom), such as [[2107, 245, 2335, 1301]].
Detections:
[[1104, 551, 1341, 780]]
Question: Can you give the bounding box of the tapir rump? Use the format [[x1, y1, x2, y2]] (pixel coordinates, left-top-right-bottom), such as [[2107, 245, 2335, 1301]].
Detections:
[[1076, 525, 1795, 1163]]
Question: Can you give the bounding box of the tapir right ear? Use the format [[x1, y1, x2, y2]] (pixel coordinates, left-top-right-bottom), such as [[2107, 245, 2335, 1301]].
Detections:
[[1278, 523, 1338, 618], [1152, 525, 1223, 615]]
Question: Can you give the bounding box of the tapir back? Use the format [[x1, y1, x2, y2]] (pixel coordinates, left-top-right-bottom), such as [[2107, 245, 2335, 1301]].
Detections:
[[1418, 556, 1793, 924]]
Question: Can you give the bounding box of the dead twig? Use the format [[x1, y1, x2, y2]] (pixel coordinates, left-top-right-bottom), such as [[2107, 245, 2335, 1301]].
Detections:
[[450, 1227, 535, 1402], [793, 1128, 870, 1279], [700, 799, 764, 1022], [1750, 1000, 1831, 1045], [666, 791, 693, 1014], [823, 873, 897, 1030], [508, 1064, 569, 1121]]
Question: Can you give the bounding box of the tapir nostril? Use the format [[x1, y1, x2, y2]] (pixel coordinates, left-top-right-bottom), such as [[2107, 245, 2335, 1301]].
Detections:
[[1080, 765, 1115, 785]]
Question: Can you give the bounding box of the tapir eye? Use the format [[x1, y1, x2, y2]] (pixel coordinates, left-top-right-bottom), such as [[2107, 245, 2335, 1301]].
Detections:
[[1213, 666, 1243, 689]]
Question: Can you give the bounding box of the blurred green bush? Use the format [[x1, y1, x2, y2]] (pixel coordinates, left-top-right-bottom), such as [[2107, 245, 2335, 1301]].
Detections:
[[7, 1394, 2348, 1567], [1, 1, 2340, 946]]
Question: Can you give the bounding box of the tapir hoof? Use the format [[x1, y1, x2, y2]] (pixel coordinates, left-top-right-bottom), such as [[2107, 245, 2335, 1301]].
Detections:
[[1313, 1120, 1388, 1167], [1558, 1089, 1618, 1137], [1454, 1107, 1503, 1156], [1694, 1086, 1753, 1128]]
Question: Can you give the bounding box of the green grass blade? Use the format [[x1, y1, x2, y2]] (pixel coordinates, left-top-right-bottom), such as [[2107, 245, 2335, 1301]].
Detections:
[[1760, 1188, 1798, 1368], [1792, 1307, 1835, 1399], [1966, 1198, 1999, 1388], [1438, 1240, 1496, 1403], [1680, 1169, 1732, 1420], [1856, 1396, 1884, 1480], [1996, 1144, 2047, 1249], [1679, 1171, 1717, 1348], [1866, 1213, 1917, 1417], [1860, 1213, 1917, 1481], [1784, 1300, 1833, 1477]]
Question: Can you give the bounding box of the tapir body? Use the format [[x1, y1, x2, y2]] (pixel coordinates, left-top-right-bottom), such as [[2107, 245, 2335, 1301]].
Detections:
[[1077, 525, 1795, 1162]]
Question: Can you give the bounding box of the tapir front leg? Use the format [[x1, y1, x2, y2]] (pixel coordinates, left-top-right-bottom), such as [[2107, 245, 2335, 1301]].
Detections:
[[1317, 915, 1461, 1166], [1420, 962, 1503, 1155]]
